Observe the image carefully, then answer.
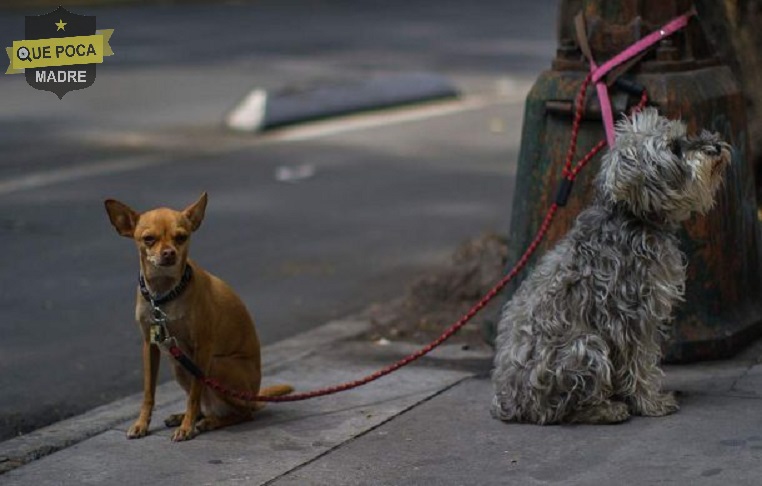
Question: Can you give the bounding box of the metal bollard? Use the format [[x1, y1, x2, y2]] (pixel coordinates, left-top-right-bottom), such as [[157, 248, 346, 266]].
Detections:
[[501, 0, 762, 362]]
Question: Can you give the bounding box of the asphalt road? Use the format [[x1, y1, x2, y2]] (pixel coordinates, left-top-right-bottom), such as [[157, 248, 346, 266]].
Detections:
[[0, 0, 556, 440]]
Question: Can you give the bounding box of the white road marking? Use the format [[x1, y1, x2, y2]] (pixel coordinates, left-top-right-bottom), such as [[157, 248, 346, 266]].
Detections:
[[261, 96, 491, 142], [0, 155, 164, 196]]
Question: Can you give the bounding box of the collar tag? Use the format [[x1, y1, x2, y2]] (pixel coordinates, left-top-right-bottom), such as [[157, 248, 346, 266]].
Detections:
[[149, 305, 170, 345], [149, 323, 166, 345]]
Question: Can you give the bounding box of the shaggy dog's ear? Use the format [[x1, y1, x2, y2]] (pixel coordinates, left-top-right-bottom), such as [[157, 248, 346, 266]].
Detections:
[[598, 147, 650, 215], [597, 110, 656, 214]]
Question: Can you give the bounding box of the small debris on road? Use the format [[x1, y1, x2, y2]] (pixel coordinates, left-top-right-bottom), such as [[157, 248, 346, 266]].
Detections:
[[275, 164, 316, 183]]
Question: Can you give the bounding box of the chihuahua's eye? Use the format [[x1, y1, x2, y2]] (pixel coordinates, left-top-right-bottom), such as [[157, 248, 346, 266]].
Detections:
[[142, 235, 156, 246], [174, 234, 188, 244], [670, 140, 683, 159]]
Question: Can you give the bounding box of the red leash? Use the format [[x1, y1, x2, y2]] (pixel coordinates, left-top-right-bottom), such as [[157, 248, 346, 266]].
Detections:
[[165, 80, 648, 403], [165, 9, 696, 402]]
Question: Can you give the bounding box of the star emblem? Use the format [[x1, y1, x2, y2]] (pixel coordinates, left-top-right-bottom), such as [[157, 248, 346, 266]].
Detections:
[[55, 19, 67, 31]]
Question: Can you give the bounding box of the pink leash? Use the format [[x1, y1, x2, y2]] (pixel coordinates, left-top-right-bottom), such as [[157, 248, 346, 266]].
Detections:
[[585, 9, 696, 147]]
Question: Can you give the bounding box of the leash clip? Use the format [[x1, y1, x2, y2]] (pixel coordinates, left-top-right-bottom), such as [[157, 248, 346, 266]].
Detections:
[[152, 305, 168, 323]]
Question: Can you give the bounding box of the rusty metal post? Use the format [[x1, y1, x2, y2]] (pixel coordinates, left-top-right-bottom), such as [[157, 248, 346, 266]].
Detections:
[[504, 0, 762, 362]]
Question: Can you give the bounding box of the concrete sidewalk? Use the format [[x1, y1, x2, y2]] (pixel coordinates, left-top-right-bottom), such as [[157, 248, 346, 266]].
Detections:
[[2, 317, 762, 485]]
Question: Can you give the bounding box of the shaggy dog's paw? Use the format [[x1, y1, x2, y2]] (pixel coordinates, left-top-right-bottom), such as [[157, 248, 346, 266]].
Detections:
[[632, 391, 680, 417], [569, 400, 631, 424], [607, 401, 632, 423], [490, 396, 514, 422], [126, 420, 149, 439]]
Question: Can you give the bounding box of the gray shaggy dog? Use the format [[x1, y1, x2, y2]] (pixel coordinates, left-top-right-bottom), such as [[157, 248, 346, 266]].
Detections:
[[491, 108, 731, 424]]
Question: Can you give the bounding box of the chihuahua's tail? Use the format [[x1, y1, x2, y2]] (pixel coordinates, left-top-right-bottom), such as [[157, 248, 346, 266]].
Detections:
[[221, 383, 294, 410], [258, 384, 294, 397], [245, 383, 294, 411]]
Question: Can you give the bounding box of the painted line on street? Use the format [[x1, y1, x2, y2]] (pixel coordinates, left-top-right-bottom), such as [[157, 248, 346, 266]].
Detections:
[[0, 81, 531, 196], [0, 155, 165, 197], [261, 96, 491, 143]]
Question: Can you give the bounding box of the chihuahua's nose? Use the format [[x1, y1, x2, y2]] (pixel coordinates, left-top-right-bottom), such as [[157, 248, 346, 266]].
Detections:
[[161, 248, 176, 260]]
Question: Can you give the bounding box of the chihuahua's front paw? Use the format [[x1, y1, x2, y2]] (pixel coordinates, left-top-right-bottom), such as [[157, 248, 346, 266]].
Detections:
[[171, 425, 197, 442], [127, 420, 150, 439]]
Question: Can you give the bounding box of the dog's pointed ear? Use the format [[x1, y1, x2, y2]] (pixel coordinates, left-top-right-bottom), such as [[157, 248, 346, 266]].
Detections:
[[104, 199, 140, 238], [183, 192, 208, 232]]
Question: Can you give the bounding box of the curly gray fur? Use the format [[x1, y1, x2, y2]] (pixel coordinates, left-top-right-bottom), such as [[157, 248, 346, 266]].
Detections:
[[491, 108, 731, 424]]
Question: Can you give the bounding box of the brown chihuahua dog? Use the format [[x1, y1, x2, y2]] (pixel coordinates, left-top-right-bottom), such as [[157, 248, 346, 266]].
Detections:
[[105, 193, 292, 442]]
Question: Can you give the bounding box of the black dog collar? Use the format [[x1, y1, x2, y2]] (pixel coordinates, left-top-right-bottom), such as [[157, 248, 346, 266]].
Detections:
[[139, 264, 193, 306]]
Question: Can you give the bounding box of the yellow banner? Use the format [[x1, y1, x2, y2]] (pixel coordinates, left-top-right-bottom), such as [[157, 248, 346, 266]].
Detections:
[[6, 29, 114, 74]]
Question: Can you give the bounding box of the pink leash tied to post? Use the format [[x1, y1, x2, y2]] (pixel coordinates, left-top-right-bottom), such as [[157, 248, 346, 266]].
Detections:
[[577, 8, 697, 147]]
